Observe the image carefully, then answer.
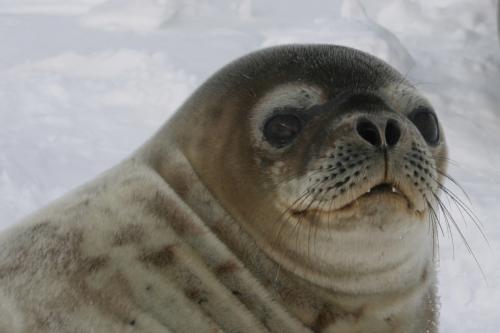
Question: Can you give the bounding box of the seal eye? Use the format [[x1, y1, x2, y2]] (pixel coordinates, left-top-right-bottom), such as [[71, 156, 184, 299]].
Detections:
[[263, 114, 302, 147], [409, 107, 440, 146]]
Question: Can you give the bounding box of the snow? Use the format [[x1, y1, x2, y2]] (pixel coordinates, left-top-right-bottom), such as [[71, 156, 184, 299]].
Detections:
[[0, 0, 106, 15], [0, 0, 499, 331], [81, 0, 177, 32]]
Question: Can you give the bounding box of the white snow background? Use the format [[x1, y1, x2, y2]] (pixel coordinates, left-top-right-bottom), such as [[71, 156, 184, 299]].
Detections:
[[1, 0, 499, 331]]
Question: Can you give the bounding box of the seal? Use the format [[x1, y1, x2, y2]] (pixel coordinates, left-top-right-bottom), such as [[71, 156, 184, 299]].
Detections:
[[0, 44, 447, 333]]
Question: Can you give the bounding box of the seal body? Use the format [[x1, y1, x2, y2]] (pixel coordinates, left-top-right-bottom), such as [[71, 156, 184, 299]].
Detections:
[[0, 45, 447, 332]]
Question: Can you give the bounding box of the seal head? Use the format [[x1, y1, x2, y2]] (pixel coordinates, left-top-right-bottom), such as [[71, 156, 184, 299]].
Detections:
[[164, 45, 447, 294]]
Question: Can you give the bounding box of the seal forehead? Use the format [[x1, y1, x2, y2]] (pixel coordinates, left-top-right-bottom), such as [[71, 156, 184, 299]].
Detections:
[[195, 44, 406, 104], [254, 83, 326, 110], [378, 83, 432, 114]]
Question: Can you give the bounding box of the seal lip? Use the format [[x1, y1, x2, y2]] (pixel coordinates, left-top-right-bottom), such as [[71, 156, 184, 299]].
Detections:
[[288, 181, 418, 217], [335, 182, 413, 212]]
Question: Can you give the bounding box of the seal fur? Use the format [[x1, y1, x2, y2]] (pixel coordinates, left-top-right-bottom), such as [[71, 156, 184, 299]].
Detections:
[[0, 44, 447, 333]]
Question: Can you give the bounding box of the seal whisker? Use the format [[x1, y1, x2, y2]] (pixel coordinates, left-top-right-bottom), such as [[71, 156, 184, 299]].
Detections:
[[433, 153, 460, 167], [271, 164, 347, 191], [424, 161, 472, 205], [307, 197, 329, 261], [429, 192, 487, 282], [430, 191, 456, 257], [426, 198, 441, 259], [426, 196, 446, 237], [271, 189, 312, 251], [294, 194, 318, 258], [427, 172, 488, 244]]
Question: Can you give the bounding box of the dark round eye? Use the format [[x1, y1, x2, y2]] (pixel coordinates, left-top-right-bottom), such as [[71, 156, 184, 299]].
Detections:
[[263, 114, 302, 147], [409, 107, 440, 146]]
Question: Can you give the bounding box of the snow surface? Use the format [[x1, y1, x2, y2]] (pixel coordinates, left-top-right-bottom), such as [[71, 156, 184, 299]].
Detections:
[[0, 0, 499, 331]]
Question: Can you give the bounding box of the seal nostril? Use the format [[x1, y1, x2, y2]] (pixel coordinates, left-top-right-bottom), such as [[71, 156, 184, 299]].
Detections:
[[385, 119, 401, 147], [356, 119, 381, 147]]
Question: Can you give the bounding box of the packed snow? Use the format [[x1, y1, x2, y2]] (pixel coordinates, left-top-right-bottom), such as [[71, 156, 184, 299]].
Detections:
[[0, 0, 499, 331]]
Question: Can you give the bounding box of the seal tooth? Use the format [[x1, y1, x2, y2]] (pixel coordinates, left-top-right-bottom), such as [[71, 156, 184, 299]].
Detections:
[[392, 187, 396, 193]]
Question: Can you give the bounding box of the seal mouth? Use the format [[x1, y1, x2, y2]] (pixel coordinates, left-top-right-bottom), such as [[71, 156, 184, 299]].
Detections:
[[365, 183, 404, 196], [288, 181, 416, 218], [366, 182, 409, 199], [346, 182, 413, 211], [334, 182, 413, 212]]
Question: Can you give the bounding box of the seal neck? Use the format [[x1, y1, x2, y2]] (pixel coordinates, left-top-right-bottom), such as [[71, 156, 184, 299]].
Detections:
[[143, 144, 436, 331]]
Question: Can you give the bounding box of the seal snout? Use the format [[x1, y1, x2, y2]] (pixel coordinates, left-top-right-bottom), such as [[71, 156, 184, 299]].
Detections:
[[287, 109, 439, 216]]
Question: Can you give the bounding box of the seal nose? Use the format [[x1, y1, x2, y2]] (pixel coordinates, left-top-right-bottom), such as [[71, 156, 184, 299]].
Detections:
[[356, 118, 402, 147], [356, 119, 381, 147], [385, 119, 401, 147]]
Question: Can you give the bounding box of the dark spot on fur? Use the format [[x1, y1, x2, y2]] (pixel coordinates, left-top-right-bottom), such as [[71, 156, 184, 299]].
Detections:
[[184, 287, 208, 305], [291, 210, 307, 217], [101, 207, 112, 216], [312, 306, 363, 331], [185, 287, 200, 300], [139, 190, 203, 236], [421, 267, 428, 282], [82, 256, 108, 273], [216, 260, 240, 275], [1, 223, 135, 326], [113, 224, 145, 246], [140, 244, 176, 267], [129, 319, 136, 326], [167, 172, 191, 197], [28, 220, 53, 234]]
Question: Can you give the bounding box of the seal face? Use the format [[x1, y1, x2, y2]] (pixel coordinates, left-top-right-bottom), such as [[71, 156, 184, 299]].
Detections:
[[248, 86, 443, 292], [0, 45, 447, 333], [173, 45, 447, 295]]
